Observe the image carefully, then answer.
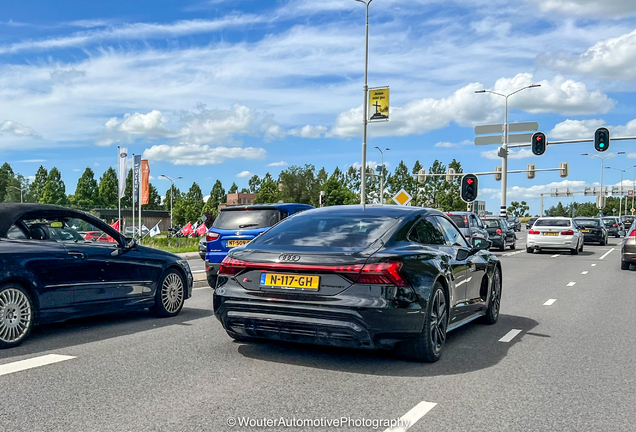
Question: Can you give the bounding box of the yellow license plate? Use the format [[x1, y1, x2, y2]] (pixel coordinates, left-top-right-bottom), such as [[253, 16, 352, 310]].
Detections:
[[581, 230, 590, 233], [260, 273, 320, 290], [544, 232, 559, 236], [227, 239, 250, 248]]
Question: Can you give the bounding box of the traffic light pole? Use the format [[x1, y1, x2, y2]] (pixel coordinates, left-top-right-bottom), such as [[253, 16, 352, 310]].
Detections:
[[508, 135, 636, 149]]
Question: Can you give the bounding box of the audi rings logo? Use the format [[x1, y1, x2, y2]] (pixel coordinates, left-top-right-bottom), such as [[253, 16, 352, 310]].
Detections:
[[279, 254, 301, 262]]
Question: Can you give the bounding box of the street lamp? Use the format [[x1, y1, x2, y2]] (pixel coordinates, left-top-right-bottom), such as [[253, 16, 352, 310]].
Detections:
[[355, 0, 374, 208], [475, 84, 541, 217], [374, 146, 389, 204], [8, 185, 28, 203], [159, 174, 182, 229], [582, 152, 625, 211], [605, 164, 636, 216]]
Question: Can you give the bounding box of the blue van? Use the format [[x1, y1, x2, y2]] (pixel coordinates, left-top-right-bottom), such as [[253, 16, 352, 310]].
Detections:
[[205, 203, 313, 287]]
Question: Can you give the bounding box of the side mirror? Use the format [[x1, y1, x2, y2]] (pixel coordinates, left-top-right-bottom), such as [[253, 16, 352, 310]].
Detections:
[[125, 237, 137, 249], [456, 249, 470, 261], [472, 238, 492, 251]]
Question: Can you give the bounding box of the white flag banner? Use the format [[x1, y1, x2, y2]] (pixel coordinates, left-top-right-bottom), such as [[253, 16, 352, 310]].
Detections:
[[149, 223, 161, 237], [118, 147, 128, 199]]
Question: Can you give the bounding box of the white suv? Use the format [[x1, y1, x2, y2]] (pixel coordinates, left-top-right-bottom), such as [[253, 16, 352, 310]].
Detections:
[[526, 217, 584, 255]]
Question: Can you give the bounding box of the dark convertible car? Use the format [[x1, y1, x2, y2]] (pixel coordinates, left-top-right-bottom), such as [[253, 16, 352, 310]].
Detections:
[[0, 204, 193, 348], [214, 205, 502, 362]]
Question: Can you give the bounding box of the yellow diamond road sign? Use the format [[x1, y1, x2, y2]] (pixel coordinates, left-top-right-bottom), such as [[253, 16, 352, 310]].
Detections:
[[393, 189, 412, 206]]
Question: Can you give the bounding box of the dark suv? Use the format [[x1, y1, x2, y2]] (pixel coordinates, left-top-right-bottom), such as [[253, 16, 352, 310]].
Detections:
[[446, 212, 489, 246], [507, 216, 521, 232], [205, 203, 313, 287], [481, 217, 516, 251]]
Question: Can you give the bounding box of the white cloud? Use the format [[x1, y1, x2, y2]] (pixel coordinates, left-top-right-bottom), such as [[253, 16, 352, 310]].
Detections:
[[540, 29, 636, 81], [93, 162, 100, 167], [331, 73, 612, 138], [142, 144, 266, 166], [106, 110, 173, 137], [549, 118, 636, 139], [236, 170, 253, 178], [0, 120, 41, 138], [17, 159, 46, 163], [528, 0, 636, 17], [268, 161, 288, 167], [481, 179, 591, 200], [481, 148, 536, 160], [288, 125, 328, 138], [435, 140, 471, 148], [351, 160, 391, 170], [628, 153, 636, 159]]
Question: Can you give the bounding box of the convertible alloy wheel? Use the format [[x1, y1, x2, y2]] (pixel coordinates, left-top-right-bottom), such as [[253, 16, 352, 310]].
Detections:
[[152, 270, 185, 317], [0, 286, 33, 348]]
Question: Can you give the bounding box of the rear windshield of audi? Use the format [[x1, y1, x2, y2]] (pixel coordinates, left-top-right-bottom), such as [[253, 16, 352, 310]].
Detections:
[[534, 219, 571, 227], [250, 213, 399, 250], [447, 215, 468, 228], [212, 209, 279, 230]]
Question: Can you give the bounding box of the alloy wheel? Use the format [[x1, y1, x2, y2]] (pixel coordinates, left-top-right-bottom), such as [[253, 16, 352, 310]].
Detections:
[[161, 273, 184, 314], [429, 289, 447, 354], [490, 270, 501, 319], [0, 288, 32, 344]]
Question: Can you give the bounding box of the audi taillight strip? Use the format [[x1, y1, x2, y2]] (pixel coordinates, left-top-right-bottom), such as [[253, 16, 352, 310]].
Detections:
[[218, 257, 409, 287]]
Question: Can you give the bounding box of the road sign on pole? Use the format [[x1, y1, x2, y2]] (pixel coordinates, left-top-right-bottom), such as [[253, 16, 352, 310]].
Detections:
[[474, 122, 538, 135], [475, 135, 503, 145], [506, 133, 535, 144]]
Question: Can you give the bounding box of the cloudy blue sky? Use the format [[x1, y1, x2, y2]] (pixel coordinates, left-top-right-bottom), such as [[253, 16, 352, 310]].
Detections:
[[2, 0, 636, 213]]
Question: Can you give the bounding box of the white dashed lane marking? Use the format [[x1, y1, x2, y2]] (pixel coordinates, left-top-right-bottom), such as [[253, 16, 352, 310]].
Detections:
[[499, 329, 522, 343], [0, 354, 76, 377], [384, 401, 437, 432], [551, 254, 560, 258], [599, 248, 615, 260], [591, 264, 597, 267], [543, 299, 557, 306], [581, 271, 588, 275], [567, 282, 576, 287]]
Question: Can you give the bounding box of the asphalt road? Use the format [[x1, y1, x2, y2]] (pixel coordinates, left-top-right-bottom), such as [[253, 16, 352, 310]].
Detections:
[[1, 229, 635, 432]]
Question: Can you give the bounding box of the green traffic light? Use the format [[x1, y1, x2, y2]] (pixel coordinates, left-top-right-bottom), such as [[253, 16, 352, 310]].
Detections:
[[600, 143, 605, 147]]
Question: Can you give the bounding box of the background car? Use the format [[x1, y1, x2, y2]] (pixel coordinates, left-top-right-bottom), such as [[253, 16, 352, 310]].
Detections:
[[199, 237, 206, 260], [214, 205, 501, 363], [621, 215, 635, 233], [481, 217, 516, 251], [124, 226, 149, 237], [446, 211, 489, 246], [526, 217, 538, 230], [507, 216, 521, 232], [0, 203, 193, 349], [621, 225, 636, 270], [526, 217, 583, 254], [205, 203, 313, 287], [573, 217, 608, 245], [602, 217, 623, 238]]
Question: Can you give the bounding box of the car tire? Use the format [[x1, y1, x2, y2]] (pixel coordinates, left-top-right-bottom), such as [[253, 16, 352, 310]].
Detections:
[[526, 247, 533, 254], [621, 261, 630, 270], [207, 274, 218, 289], [579, 241, 584, 252], [483, 268, 501, 325], [600, 238, 606, 246], [397, 282, 448, 363], [510, 241, 516, 250], [0, 283, 34, 349], [151, 269, 186, 318], [499, 243, 506, 252], [571, 246, 579, 255]]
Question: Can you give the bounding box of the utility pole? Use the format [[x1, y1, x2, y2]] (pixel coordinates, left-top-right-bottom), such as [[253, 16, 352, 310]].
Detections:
[[475, 84, 541, 217], [160, 174, 182, 229], [355, 0, 373, 208], [374, 146, 389, 204]]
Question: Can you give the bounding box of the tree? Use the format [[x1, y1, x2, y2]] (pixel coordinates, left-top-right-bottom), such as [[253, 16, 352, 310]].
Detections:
[[0, 162, 14, 202], [344, 166, 360, 198], [386, 161, 413, 200], [202, 180, 226, 216], [184, 182, 204, 224], [411, 160, 424, 206], [172, 196, 186, 226], [72, 168, 99, 209], [228, 182, 238, 194], [98, 167, 118, 208], [437, 159, 464, 211], [29, 166, 48, 203], [40, 167, 67, 205], [279, 164, 317, 205], [508, 201, 530, 217], [421, 160, 446, 208], [545, 202, 568, 217], [323, 172, 357, 206], [240, 187, 250, 193], [254, 173, 281, 204], [248, 175, 261, 193], [121, 170, 134, 209], [4, 174, 30, 203], [146, 183, 162, 210]]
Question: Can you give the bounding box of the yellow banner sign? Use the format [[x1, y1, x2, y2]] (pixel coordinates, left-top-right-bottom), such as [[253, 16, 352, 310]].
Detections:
[[369, 87, 389, 122]]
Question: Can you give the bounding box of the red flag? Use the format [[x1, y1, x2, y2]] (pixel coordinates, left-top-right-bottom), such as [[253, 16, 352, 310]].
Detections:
[[181, 222, 193, 237], [196, 222, 207, 237], [110, 220, 120, 231]]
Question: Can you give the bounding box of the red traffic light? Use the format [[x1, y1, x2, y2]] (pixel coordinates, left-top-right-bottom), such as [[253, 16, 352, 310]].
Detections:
[[467, 178, 474, 185]]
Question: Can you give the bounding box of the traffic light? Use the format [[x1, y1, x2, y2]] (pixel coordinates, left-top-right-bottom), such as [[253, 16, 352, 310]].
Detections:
[[526, 164, 536, 180], [417, 169, 427, 184], [319, 191, 326, 207], [461, 174, 478, 203], [594, 127, 610, 152], [559, 162, 569, 178], [531, 132, 546, 156], [494, 166, 502, 181]]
